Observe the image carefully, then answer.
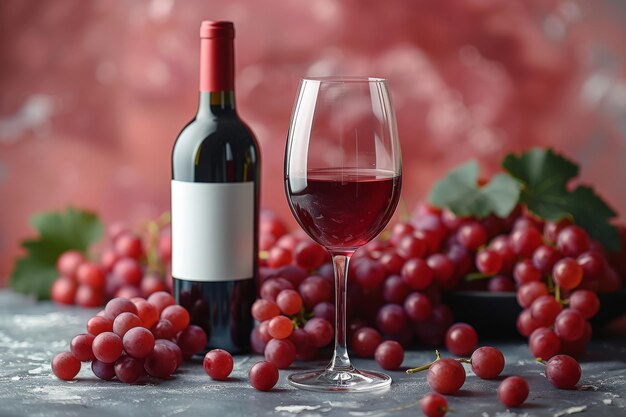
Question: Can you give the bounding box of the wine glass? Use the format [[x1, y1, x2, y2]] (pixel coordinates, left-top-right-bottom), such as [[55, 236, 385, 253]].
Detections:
[[284, 77, 402, 392]]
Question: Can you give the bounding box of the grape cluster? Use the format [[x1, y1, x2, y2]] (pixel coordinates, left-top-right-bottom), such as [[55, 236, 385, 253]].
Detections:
[[258, 204, 621, 369], [51, 293, 206, 383], [51, 220, 172, 307]]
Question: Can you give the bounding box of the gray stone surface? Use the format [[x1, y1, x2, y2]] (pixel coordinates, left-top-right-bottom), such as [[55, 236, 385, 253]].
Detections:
[[0, 290, 624, 417]]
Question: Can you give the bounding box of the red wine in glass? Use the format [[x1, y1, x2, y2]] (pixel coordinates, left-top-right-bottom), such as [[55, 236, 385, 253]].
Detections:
[[286, 168, 401, 251]]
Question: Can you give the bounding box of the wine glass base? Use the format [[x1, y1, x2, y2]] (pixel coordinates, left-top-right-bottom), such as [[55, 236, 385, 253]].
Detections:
[[287, 367, 392, 393]]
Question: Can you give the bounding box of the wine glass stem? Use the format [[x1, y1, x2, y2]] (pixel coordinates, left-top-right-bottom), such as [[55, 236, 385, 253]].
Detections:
[[327, 252, 355, 372]]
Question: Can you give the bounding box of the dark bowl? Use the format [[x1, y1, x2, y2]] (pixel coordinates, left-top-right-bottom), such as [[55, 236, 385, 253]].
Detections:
[[443, 289, 626, 338]]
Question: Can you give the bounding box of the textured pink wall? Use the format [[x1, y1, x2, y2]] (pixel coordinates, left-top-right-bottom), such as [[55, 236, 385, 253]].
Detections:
[[1, 0, 626, 283]]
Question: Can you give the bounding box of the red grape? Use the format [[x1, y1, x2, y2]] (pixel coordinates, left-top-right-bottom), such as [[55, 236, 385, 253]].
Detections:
[[510, 226, 543, 258], [557, 226, 590, 257], [135, 300, 159, 329], [70, 333, 95, 362], [151, 319, 177, 340], [114, 233, 144, 260], [75, 285, 104, 308], [516, 309, 542, 337], [376, 304, 408, 336], [489, 235, 516, 273], [404, 292, 432, 322], [298, 276, 332, 309], [113, 312, 142, 337], [252, 299, 280, 323], [529, 327, 561, 360], [354, 260, 387, 290], [76, 262, 106, 289], [276, 289, 303, 315], [374, 340, 404, 370], [426, 254, 456, 289], [203, 349, 234, 380], [351, 327, 382, 358], [456, 222, 487, 251], [249, 361, 279, 391], [289, 328, 318, 361], [267, 246, 292, 268], [427, 358, 466, 394], [115, 355, 145, 383], [420, 393, 448, 417], [176, 325, 207, 357], [276, 265, 308, 287], [264, 338, 296, 369], [51, 278, 78, 305], [105, 297, 138, 318], [293, 240, 327, 269], [155, 339, 183, 369], [113, 258, 143, 286], [577, 251, 606, 281], [401, 259, 434, 290], [554, 309, 586, 342], [92, 332, 123, 364], [545, 354, 581, 389], [144, 343, 178, 379], [530, 295, 562, 326], [312, 302, 334, 323], [268, 315, 294, 340], [123, 327, 155, 359], [261, 277, 295, 302], [513, 260, 542, 286], [303, 317, 334, 347], [147, 291, 176, 314], [445, 323, 478, 356], [397, 235, 427, 259], [51, 352, 81, 381], [516, 282, 549, 308], [532, 245, 562, 274], [383, 274, 411, 304], [553, 258, 584, 290], [569, 290, 600, 319], [380, 252, 404, 275], [140, 273, 167, 298], [476, 249, 503, 275], [87, 316, 113, 336], [56, 250, 85, 280], [498, 376, 529, 407], [161, 305, 190, 333], [91, 359, 115, 380], [471, 346, 504, 379]]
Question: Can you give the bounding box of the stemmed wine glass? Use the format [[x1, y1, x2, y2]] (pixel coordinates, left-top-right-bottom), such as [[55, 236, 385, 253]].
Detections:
[[284, 77, 402, 392]]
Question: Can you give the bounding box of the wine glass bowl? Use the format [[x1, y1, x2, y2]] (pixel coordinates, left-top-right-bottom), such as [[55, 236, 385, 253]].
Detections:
[[284, 77, 402, 392]]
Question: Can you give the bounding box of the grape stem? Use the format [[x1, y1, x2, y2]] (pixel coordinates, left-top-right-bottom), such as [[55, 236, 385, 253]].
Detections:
[[536, 358, 547, 365], [406, 350, 441, 374]]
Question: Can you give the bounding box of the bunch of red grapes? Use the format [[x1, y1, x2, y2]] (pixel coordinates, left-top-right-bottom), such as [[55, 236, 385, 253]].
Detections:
[[51, 223, 172, 307], [258, 204, 623, 374], [51, 292, 206, 383]]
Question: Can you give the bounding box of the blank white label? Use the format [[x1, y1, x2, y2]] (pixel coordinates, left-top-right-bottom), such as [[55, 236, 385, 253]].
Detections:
[[171, 180, 254, 282]]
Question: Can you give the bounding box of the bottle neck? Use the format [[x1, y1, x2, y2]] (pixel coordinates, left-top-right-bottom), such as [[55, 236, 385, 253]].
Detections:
[[198, 34, 236, 116], [197, 91, 236, 117]]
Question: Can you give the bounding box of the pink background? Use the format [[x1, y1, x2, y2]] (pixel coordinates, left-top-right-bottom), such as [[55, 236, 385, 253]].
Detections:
[[1, 0, 626, 283]]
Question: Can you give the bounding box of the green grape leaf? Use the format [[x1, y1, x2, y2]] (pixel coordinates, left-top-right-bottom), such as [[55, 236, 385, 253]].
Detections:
[[503, 148, 620, 251], [428, 160, 520, 219], [10, 208, 103, 300]]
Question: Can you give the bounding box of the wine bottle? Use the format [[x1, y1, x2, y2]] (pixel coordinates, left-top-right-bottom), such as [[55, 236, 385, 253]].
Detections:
[[171, 21, 260, 353]]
